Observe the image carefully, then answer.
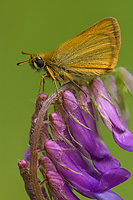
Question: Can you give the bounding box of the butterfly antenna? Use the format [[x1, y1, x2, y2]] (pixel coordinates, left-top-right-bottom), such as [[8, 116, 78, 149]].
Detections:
[[21, 51, 32, 55], [17, 51, 32, 66], [17, 59, 31, 66]]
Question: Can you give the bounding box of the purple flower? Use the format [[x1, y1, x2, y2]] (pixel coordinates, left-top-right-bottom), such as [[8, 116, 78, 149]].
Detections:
[[23, 148, 30, 161], [116, 67, 133, 94], [49, 112, 100, 178], [18, 68, 133, 200], [61, 90, 120, 172], [90, 78, 133, 151], [18, 159, 48, 200], [44, 140, 130, 199], [46, 170, 80, 200], [38, 156, 80, 200], [32, 93, 48, 120]]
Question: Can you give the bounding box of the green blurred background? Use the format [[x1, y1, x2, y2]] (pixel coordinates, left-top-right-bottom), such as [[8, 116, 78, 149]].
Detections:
[[1, 0, 133, 199]]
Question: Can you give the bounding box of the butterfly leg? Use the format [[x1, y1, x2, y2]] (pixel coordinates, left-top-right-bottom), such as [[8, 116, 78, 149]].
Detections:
[[39, 74, 46, 94], [63, 72, 87, 96], [46, 66, 59, 97]]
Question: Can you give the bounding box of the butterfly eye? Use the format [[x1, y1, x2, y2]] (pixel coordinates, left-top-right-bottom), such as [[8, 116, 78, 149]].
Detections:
[[35, 57, 44, 68]]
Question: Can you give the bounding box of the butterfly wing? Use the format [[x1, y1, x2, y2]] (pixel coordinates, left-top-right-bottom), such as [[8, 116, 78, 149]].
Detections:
[[53, 17, 121, 81]]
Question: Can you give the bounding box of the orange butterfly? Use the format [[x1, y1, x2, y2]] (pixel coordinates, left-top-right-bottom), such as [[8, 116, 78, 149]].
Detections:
[[17, 17, 121, 94]]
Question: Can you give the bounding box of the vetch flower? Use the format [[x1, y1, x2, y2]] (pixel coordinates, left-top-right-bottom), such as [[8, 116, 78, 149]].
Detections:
[[49, 112, 100, 178], [115, 67, 133, 95], [23, 148, 30, 162], [38, 157, 124, 200], [90, 78, 133, 151], [61, 89, 120, 173], [18, 68, 133, 200], [115, 67, 133, 123], [38, 156, 80, 200], [32, 93, 48, 120], [44, 140, 130, 198], [103, 74, 128, 128], [46, 170, 80, 200], [18, 159, 48, 200]]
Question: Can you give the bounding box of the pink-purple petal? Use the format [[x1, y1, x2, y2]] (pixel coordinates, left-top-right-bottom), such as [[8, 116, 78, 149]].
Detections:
[[90, 78, 133, 151], [46, 170, 80, 200], [62, 90, 120, 172], [113, 127, 133, 151], [44, 140, 130, 198]]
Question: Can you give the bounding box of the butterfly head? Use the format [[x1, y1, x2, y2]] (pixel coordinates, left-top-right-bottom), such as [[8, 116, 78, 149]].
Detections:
[[17, 51, 46, 71]]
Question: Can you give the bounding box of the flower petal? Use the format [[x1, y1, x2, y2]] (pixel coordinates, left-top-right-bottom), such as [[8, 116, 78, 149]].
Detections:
[[46, 170, 80, 200], [91, 168, 130, 193], [113, 127, 133, 151], [90, 78, 133, 151], [44, 140, 129, 197], [62, 90, 120, 172], [49, 112, 100, 177]]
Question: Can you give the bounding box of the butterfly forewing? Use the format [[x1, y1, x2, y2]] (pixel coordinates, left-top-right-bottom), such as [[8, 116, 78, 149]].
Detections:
[[53, 17, 120, 81], [83, 17, 121, 50]]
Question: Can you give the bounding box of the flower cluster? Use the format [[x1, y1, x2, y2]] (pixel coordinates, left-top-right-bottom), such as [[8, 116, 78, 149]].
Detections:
[[18, 67, 133, 200]]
